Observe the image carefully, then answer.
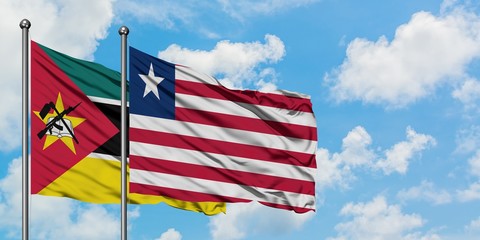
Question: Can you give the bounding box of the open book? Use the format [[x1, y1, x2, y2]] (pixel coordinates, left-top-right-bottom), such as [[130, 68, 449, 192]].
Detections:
[[46, 117, 74, 138]]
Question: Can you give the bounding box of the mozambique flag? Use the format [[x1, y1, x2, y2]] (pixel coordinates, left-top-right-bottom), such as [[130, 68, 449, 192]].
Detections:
[[30, 41, 226, 215]]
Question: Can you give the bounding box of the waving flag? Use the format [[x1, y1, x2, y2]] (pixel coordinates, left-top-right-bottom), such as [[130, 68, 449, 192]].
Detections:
[[129, 47, 317, 213], [31, 41, 225, 215]]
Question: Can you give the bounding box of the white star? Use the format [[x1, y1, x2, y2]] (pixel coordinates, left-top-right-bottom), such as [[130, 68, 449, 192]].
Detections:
[[139, 63, 164, 99]]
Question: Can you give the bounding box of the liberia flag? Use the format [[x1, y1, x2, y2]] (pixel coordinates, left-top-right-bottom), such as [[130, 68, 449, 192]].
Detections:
[[129, 47, 317, 213], [30, 41, 225, 215]]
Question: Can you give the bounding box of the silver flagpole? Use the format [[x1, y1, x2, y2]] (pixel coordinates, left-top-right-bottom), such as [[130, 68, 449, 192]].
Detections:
[[20, 19, 31, 240], [119, 25, 129, 240]]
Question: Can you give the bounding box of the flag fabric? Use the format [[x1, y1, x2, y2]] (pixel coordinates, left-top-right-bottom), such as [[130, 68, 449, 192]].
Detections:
[[30, 41, 226, 215], [129, 47, 318, 213]]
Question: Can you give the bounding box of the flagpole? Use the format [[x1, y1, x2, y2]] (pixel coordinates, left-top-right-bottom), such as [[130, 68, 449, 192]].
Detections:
[[20, 18, 31, 240], [119, 25, 129, 240]]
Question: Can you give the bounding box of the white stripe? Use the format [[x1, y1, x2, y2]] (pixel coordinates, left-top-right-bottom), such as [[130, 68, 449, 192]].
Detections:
[[87, 96, 122, 106], [130, 142, 316, 182], [130, 114, 316, 154], [176, 93, 316, 127], [175, 66, 312, 99], [130, 169, 315, 209], [175, 65, 219, 85]]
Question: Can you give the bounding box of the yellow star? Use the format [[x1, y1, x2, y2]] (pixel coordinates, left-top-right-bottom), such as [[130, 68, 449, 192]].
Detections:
[[33, 93, 86, 154]]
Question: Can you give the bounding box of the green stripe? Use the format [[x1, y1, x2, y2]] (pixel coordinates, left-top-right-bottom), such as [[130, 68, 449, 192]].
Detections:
[[38, 43, 127, 101]]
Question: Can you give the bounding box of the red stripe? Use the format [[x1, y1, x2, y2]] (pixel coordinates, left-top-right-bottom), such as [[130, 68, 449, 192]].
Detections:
[[130, 156, 315, 195], [130, 182, 251, 203], [176, 80, 313, 113], [259, 201, 314, 213], [130, 183, 314, 213], [130, 128, 317, 168], [176, 107, 317, 141]]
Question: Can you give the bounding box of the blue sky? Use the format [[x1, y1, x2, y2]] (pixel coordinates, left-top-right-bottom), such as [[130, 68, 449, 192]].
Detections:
[[1, 0, 480, 239]]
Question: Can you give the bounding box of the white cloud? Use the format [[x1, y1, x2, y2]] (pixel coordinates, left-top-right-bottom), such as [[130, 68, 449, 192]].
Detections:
[[116, 0, 318, 38], [375, 127, 436, 175], [0, 157, 23, 234], [340, 126, 376, 167], [158, 34, 285, 89], [316, 148, 354, 190], [435, 216, 480, 240], [155, 228, 182, 240], [455, 125, 480, 154], [403, 232, 442, 240], [209, 202, 314, 240], [115, 0, 194, 29], [316, 126, 375, 190], [326, 8, 480, 108], [0, 157, 119, 239], [440, 0, 459, 13], [468, 150, 480, 177], [457, 182, 480, 202], [452, 78, 480, 111], [0, 0, 115, 151], [31, 202, 119, 240], [456, 149, 480, 202], [254, 68, 280, 92], [217, 0, 319, 21], [317, 126, 436, 190], [128, 206, 140, 219], [397, 180, 452, 205], [465, 216, 480, 233], [328, 196, 431, 240]]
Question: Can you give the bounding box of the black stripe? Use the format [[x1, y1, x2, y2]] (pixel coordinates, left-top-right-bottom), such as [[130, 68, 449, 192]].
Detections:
[[91, 102, 129, 156]]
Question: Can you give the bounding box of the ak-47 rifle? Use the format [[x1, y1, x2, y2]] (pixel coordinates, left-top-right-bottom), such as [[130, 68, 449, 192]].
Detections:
[[37, 102, 82, 143]]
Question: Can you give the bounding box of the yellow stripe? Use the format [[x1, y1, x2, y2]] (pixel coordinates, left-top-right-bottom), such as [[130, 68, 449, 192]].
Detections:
[[37, 156, 226, 215]]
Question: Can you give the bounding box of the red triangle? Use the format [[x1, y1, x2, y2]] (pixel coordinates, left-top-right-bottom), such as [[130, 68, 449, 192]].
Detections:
[[31, 41, 119, 194]]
